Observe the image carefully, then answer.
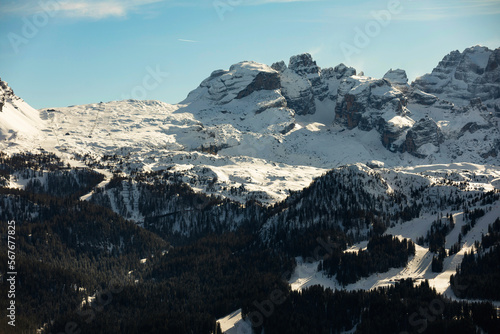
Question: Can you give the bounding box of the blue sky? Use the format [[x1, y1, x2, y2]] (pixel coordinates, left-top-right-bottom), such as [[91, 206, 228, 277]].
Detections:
[[1, 0, 499, 108]]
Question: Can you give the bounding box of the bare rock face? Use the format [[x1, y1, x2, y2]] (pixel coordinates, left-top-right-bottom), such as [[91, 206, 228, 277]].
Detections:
[[184, 61, 283, 106], [403, 117, 444, 157], [408, 89, 439, 106], [185, 54, 356, 117], [457, 98, 494, 137], [276, 53, 330, 115], [335, 76, 407, 131], [0, 78, 15, 112], [289, 54, 329, 102], [173, 46, 500, 163], [271, 61, 287, 73], [322, 63, 356, 81], [236, 71, 281, 99], [322, 63, 357, 100], [279, 67, 316, 115], [383, 69, 409, 92], [412, 46, 500, 105]]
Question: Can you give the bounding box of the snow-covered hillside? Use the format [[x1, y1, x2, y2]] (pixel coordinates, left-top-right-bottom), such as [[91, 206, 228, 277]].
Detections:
[[1, 46, 500, 334], [0, 78, 44, 151], [0, 46, 496, 207], [1, 46, 499, 206]]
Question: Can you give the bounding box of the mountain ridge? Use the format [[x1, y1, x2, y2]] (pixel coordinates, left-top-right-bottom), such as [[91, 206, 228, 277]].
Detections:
[[1, 46, 500, 334], [0, 45, 498, 205]]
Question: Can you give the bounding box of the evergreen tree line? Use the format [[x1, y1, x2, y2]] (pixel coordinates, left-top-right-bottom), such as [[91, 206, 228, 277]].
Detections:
[[451, 218, 500, 300], [320, 235, 416, 286], [249, 279, 499, 334], [25, 169, 104, 199], [45, 232, 294, 334], [0, 187, 169, 333], [1, 151, 499, 333]]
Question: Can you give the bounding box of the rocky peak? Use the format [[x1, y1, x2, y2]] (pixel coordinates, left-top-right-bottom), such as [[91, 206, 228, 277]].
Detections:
[[184, 61, 280, 105], [0, 78, 15, 112], [271, 61, 287, 73], [288, 53, 320, 76], [383, 69, 409, 91], [335, 76, 407, 131], [412, 46, 500, 105], [403, 117, 444, 157], [287, 53, 329, 102], [322, 63, 356, 80], [485, 47, 500, 72]]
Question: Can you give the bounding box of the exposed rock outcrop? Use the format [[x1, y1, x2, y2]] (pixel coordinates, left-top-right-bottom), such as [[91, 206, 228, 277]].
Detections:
[[271, 61, 287, 73], [412, 46, 500, 105], [288, 53, 329, 101], [279, 68, 316, 115], [334, 76, 407, 131], [408, 89, 438, 106], [403, 117, 444, 157], [383, 69, 409, 92], [176, 46, 499, 162], [236, 71, 281, 99], [0, 78, 14, 113], [276, 53, 331, 115], [322, 63, 356, 81], [184, 61, 281, 106]]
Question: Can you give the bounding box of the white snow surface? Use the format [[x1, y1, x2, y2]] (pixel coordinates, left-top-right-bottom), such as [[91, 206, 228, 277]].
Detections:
[[289, 201, 500, 298], [1, 70, 498, 206], [0, 93, 44, 151], [1, 51, 500, 334], [217, 309, 252, 334]]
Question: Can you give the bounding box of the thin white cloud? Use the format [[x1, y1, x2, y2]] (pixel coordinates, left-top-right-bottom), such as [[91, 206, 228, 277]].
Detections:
[[246, 0, 322, 4], [178, 39, 199, 43], [386, 0, 500, 21], [0, 0, 164, 19], [307, 45, 324, 57], [0, 0, 323, 19], [318, 0, 500, 22]]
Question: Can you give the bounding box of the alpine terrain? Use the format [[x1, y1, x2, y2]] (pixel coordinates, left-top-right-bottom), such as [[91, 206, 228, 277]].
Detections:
[[1, 45, 499, 334]]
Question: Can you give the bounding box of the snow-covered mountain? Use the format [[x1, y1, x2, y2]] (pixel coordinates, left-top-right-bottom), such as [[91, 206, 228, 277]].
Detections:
[[413, 45, 500, 106], [0, 46, 499, 207], [0, 78, 44, 149], [2, 46, 500, 334]]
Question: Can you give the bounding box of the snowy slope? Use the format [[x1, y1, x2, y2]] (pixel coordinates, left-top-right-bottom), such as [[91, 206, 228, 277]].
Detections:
[[1, 46, 499, 207], [0, 79, 45, 151], [2, 48, 500, 334], [413, 45, 500, 107], [289, 200, 500, 297]]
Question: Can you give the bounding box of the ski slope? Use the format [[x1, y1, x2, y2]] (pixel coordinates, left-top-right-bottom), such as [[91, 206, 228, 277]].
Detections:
[[290, 201, 500, 295]]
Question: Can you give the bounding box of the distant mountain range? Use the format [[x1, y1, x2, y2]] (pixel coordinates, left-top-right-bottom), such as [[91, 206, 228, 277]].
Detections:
[[1, 45, 498, 204], [1, 45, 500, 334]]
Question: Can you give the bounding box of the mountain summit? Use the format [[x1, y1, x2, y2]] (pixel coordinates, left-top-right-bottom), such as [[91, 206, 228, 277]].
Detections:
[[0, 78, 42, 147], [0, 46, 499, 204], [413, 45, 500, 105], [175, 46, 499, 160]]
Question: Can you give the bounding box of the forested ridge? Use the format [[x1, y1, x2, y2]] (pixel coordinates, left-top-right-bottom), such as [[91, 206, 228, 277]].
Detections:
[[320, 235, 416, 286], [249, 279, 499, 334], [451, 217, 500, 300], [1, 151, 499, 333]]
